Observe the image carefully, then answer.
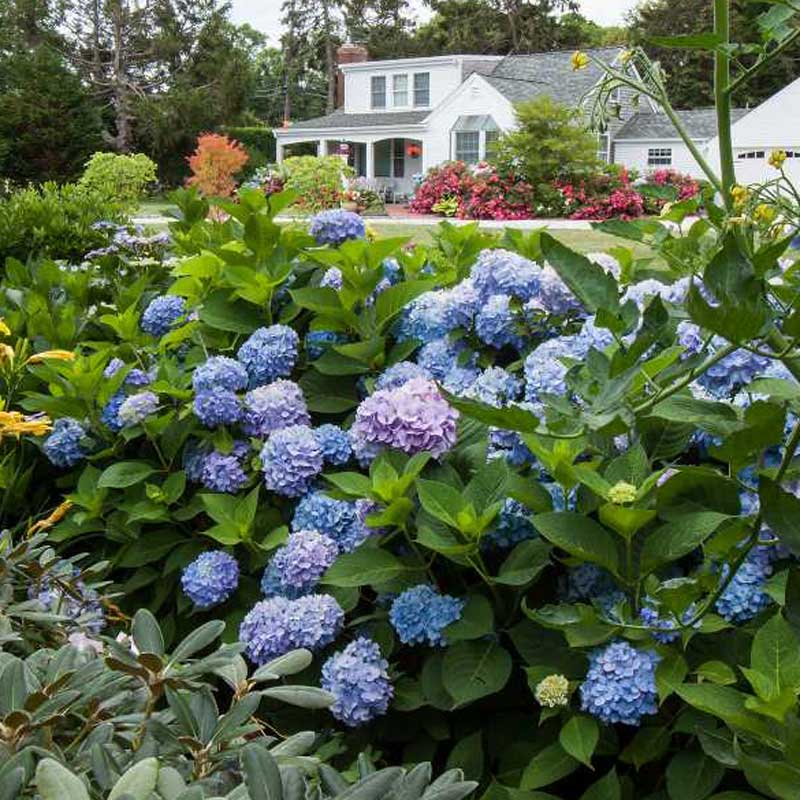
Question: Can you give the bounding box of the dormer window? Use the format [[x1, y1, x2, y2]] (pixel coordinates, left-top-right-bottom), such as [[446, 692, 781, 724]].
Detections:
[[393, 74, 408, 107], [414, 72, 430, 107], [371, 76, 386, 109]]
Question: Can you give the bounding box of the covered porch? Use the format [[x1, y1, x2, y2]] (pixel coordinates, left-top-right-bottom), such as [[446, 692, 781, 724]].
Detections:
[[275, 131, 426, 201]]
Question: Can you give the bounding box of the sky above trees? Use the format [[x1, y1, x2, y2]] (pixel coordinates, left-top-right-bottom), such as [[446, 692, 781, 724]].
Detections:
[[230, 0, 640, 43]]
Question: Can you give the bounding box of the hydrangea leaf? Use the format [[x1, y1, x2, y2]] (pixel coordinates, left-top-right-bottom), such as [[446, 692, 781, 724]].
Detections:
[[97, 460, 157, 489], [558, 715, 598, 768], [579, 768, 621, 800], [533, 512, 620, 576], [759, 478, 800, 557], [665, 751, 724, 800], [520, 742, 579, 790], [442, 640, 512, 707], [321, 548, 410, 588]]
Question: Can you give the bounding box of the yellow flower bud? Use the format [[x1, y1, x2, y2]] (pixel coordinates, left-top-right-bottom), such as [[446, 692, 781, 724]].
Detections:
[[608, 481, 637, 505], [27, 349, 76, 364], [571, 51, 590, 71], [535, 674, 570, 708], [0, 318, 10, 336], [769, 150, 787, 170], [754, 203, 777, 225], [0, 343, 14, 365], [731, 185, 749, 208]]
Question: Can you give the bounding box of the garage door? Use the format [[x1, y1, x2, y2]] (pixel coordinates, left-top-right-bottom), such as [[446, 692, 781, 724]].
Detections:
[[734, 149, 800, 186]]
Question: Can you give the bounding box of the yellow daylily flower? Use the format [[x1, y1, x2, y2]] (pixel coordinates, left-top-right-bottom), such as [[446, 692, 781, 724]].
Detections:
[[0, 343, 14, 365], [0, 318, 10, 337], [0, 411, 53, 439], [27, 350, 76, 364], [29, 500, 73, 535], [731, 185, 749, 208], [769, 150, 787, 170], [571, 51, 590, 71], [754, 203, 778, 225]]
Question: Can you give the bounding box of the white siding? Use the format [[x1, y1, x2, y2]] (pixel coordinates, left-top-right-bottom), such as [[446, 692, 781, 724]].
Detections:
[[613, 141, 707, 178], [343, 61, 463, 114]]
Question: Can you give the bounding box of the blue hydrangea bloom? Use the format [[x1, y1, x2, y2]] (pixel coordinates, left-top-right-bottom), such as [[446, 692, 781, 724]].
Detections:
[[524, 338, 578, 403], [141, 295, 186, 337], [375, 361, 432, 391], [310, 210, 366, 246], [315, 424, 353, 465], [32, 565, 105, 634], [700, 347, 771, 399], [416, 338, 475, 381], [287, 593, 345, 652], [307, 330, 349, 360], [623, 278, 689, 309], [201, 451, 249, 493], [101, 391, 125, 432], [468, 367, 523, 407], [577, 316, 615, 352], [239, 597, 294, 664], [117, 391, 159, 427], [320, 267, 344, 289], [389, 585, 464, 646], [715, 546, 774, 623], [193, 389, 242, 428], [292, 491, 369, 553], [261, 530, 339, 597], [43, 418, 88, 467], [470, 249, 541, 302], [192, 356, 249, 393], [126, 368, 153, 387], [400, 283, 479, 343], [639, 605, 680, 644], [580, 641, 660, 726], [103, 357, 125, 379], [441, 365, 481, 396], [238, 325, 299, 386], [562, 564, 618, 603], [483, 499, 537, 549], [243, 380, 310, 437], [526, 265, 584, 317], [322, 637, 393, 727], [260, 425, 324, 497], [181, 551, 240, 609], [475, 294, 523, 349], [677, 321, 705, 358], [487, 428, 534, 467], [183, 440, 209, 483]]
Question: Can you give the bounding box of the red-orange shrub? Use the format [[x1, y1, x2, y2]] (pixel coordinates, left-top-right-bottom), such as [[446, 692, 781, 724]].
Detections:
[[186, 133, 249, 197]]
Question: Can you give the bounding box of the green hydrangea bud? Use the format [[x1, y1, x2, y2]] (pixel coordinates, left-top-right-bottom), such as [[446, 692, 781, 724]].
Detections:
[[608, 481, 637, 505], [534, 674, 570, 708]]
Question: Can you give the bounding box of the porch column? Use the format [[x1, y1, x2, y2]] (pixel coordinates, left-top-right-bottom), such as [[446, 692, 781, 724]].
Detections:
[[275, 142, 284, 165], [315, 139, 322, 157], [366, 141, 375, 179]]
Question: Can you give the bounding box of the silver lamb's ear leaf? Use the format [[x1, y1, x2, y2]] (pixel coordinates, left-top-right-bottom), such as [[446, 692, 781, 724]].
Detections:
[[271, 731, 317, 757], [108, 757, 159, 800], [242, 743, 283, 800], [252, 649, 313, 682], [35, 759, 91, 800], [156, 766, 187, 799]]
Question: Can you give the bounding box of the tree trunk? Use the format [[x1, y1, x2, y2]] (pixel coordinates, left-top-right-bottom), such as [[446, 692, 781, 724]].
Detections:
[[111, 0, 133, 152]]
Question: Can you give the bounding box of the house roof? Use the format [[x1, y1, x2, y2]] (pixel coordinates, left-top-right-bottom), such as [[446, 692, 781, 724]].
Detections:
[[615, 108, 750, 141], [462, 58, 502, 78], [485, 47, 624, 106], [286, 110, 429, 130]]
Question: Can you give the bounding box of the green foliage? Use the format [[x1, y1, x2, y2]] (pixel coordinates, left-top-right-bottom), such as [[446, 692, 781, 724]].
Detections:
[[79, 153, 158, 208], [221, 127, 277, 176], [281, 156, 355, 212]]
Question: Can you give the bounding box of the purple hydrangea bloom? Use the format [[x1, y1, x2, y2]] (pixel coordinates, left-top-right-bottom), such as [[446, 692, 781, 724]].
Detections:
[[288, 593, 345, 651], [483, 499, 537, 549], [292, 491, 369, 553], [193, 389, 242, 428], [375, 361, 432, 391], [315, 424, 353, 465], [322, 637, 393, 726], [578, 316, 615, 352], [307, 330, 349, 360], [104, 357, 125, 379], [261, 530, 339, 597], [243, 380, 310, 437], [416, 338, 475, 381], [580, 641, 660, 725], [351, 378, 459, 459], [260, 425, 324, 497], [677, 321, 705, 358], [141, 295, 186, 337], [126, 368, 154, 387], [192, 356, 249, 393], [101, 391, 125, 432], [475, 294, 523, 349], [238, 325, 299, 386], [181, 551, 240, 609], [201, 451, 249, 493], [524, 337, 580, 403], [389, 585, 464, 646], [43, 418, 88, 467], [470, 249, 541, 302], [320, 267, 344, 289], [715, 546, 774, 623], [310, 210, 366, 246], [117, 391, 159, 427]]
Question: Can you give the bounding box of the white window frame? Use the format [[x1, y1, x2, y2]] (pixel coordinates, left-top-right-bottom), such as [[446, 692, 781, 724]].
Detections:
[[737, 150, 766, 160], [647, 147, 673, 167], [413, 72, 430, 107], [597, 133, 611, 164], [454, 131, 480, 164], [392, 74, 409, 108], [370, 75, 386, 110]]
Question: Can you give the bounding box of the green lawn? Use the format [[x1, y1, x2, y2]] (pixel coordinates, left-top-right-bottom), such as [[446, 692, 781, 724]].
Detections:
[[136, 199, 177, 218]]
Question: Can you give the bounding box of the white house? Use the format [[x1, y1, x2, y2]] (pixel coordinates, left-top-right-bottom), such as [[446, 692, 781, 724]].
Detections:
[[273, 45, 800, 198]]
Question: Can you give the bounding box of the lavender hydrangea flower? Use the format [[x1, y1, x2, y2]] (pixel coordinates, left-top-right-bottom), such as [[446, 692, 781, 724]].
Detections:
[[320, 267, 344, 289], [677, 321, 705, 358], [117, 391, 159, 427], [375, 361, 432, 391], [470, 249, 541, 302], [141, 295, 186, 337], [400, 283, 479, 343], [242, 380, 310, 437], [389, 585, 464, 646], [322, 637, 393, 726], [126, 368, 153, 387], [351, 378, 459, 459], [201, 451, 249, 493], [524, 337, 580, 403], [310, 210, 366, 246], [580, 641, 660, 726], [43, 418, 88, 467], [261, 530, 339, 597], [181, 551, 240, 609], [288, 593, 345, 651], [238, 325, 299, 386], [416, 338, 475, 381], [239, 597, 294, 664], [528, 264, 585, 318], [193, 389, 242, 428], [104, 357, 125, 379], [475, 294, 523, 349], [292, 491, 369, 553], [441, 365, 481, 396], [467, 367, 523, 407], [260, 425, 324, 497], [192, 356, 249, 393], [315, 424, 353, 465]]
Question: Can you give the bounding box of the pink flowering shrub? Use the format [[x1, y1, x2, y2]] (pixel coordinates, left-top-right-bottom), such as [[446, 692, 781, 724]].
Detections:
[[641, 169, 702, 214], [556, 167, 646, 221]]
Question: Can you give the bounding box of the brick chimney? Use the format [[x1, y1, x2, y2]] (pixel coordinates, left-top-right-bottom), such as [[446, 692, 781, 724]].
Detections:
[[336, 43, 369, 108]]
